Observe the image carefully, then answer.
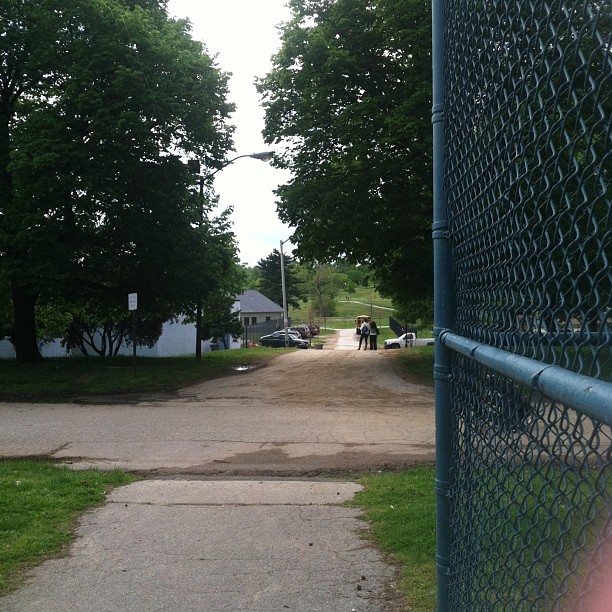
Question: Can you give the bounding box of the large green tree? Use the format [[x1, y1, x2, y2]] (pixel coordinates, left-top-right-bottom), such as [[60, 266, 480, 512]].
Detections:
[[255, 248, 305, 309], [200, 292, 244, 350], [257, 0, 433, 314], [1, 0, 235, 360], [240, 265, 260, 291], [298, 262, 344, 319]]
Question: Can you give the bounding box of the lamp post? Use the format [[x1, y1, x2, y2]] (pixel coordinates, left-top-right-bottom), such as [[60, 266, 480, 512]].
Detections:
[[279, 237, 291, 347], [190, 151, 273, 359]]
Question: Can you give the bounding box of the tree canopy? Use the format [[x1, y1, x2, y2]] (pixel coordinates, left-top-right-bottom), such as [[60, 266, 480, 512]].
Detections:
[[298, 261, 344, 319], [257, 0, 433, 316], [1, 0, 238, 360], [255, 248, 305, 309]]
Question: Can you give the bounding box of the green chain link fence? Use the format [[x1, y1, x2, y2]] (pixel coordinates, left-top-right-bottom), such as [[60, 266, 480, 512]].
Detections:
[[433, 1, 610, 609]]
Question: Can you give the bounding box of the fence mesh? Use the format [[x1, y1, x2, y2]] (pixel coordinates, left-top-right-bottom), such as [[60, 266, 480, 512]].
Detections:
[[442, 1, 610, 609]]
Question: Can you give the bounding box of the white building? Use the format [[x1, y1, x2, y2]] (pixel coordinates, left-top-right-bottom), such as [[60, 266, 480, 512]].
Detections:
[[0, 290, 281, 358]]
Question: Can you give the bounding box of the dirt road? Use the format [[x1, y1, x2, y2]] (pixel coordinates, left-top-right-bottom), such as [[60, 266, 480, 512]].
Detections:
[[0, 331, 435, 475]]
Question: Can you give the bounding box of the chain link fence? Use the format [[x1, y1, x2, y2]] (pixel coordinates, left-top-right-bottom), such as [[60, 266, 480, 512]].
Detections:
[[242, 319, 288, 347], [433, 1, 610, 609]]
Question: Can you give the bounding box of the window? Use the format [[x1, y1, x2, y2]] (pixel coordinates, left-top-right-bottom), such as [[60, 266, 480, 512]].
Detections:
[[251, 317, 257, 325]]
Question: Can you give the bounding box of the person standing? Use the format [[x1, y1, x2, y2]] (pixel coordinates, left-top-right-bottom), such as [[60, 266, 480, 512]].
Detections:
[[358, 320, 370, 350], [369, 321, 379, 350]]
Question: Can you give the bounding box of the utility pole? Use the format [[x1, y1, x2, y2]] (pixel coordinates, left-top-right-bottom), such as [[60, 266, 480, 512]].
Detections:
[[195, 176, 204, 359], [280, 239, 290, 347]]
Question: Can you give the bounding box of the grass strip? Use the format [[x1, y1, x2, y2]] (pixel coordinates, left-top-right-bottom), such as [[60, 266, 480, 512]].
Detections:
[[0, 459, 139, 596], [392, 346, 435, 387], [349, 467, 436, 611], [0, 349, 276, 400], [0, 335, 435, 399]]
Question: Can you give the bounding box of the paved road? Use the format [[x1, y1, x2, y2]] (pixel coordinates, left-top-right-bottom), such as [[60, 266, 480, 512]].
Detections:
[[0, 338, 434, 475], [0, 335, 433, 610]]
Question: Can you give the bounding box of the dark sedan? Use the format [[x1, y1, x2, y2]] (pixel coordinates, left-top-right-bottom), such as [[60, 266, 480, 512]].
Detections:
[[259, 331, 309, 349]]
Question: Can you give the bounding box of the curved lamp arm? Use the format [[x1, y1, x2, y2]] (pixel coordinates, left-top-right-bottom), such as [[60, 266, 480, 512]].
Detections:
[[188, 151, 273, 180], [207, 151, 273, 178], [189, 149, 272, 360]]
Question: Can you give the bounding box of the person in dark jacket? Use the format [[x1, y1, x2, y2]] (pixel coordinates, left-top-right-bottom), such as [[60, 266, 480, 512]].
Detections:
[[369, 321, 379, 350]]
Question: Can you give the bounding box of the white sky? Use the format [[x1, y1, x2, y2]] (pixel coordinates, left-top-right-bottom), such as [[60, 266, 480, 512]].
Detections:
[[166, 0, 294, 267]]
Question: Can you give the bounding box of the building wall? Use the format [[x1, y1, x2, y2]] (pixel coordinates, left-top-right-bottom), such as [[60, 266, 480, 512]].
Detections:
[[0, 338, 70, 359], [241, 312, 283, 325], [0, 316, 241, 360]]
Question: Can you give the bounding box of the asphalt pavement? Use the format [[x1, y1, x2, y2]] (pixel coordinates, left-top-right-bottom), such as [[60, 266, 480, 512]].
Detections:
[[0, 330, 430, 611]]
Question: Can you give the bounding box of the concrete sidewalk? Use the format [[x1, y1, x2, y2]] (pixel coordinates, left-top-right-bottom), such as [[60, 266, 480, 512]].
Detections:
[[1, 479, 398, 611], [334, 328, 362, 351]]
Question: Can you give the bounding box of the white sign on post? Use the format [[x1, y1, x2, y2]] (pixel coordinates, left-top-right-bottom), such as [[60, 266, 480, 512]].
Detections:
[[128, 293, 138, 311]]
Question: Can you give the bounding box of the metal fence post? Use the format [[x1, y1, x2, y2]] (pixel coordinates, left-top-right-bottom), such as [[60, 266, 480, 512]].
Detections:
[[432, 0, 453, 609]]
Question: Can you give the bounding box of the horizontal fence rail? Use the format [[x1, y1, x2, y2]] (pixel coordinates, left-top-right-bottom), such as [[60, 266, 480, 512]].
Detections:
[[440, 331, 612, 426]]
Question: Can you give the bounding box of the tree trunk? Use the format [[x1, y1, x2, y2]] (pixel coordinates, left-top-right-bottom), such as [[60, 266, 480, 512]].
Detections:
[[11, 284, 43, 362], [0, 107, 11, 204], [3, 107, 42, 362]]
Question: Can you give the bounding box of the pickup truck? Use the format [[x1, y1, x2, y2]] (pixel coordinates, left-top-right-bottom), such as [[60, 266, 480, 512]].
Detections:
[[384, 333, 434, 349], [384, 332, 416, 349]]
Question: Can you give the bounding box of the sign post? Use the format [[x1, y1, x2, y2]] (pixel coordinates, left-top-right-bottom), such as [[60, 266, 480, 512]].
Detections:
[[128, 293, 138, 377]]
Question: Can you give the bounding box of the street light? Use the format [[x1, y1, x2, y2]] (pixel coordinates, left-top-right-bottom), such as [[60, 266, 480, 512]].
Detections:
[[279, 237, 291, 347], [189, 151, 273, 359], [188, 151, 273, 180]]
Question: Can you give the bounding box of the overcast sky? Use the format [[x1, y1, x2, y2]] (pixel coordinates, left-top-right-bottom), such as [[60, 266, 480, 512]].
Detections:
[[166, 0, 294, 267]]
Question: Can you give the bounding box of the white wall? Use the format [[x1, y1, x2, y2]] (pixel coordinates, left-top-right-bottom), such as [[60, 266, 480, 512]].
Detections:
[[0, 337, 71, 359], [138, 316, 240, 356], [0, 317, 241, 360]]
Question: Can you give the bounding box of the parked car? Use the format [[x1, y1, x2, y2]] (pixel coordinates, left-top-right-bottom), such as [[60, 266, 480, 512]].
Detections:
[[308, 324, 320, 337], [289, 325, 310, 339], [384, 333, 416, 349], [259, 331, 309, 349], [284, 329, 302, 338], [281, 330, 302, 341]]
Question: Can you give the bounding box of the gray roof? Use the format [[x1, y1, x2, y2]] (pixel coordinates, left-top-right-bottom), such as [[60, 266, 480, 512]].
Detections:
[[235, 290, 283, 315]]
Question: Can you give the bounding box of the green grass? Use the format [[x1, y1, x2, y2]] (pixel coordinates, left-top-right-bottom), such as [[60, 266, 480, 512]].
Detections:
[[348, 285, 395, 308], [350, 459, 609, 612], [0, 460, 139, 596], [0, 461, 437, 608], [290, 285, 395, 329], [350, 464, 608, 612], [392, 346, 435, 387], [454, 461, 612, 608], [0, 349, 277, 400], [290, 286, 436, 336], [349, 467, 437, 611]]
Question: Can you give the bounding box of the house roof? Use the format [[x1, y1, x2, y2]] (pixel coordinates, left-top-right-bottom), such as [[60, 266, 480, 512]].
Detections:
[[235, 290, 283, 314]]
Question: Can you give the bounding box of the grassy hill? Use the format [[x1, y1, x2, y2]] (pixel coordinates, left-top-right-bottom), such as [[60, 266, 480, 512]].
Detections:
[[289, 286, 394, 330], [289, 286, 433, 337]]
